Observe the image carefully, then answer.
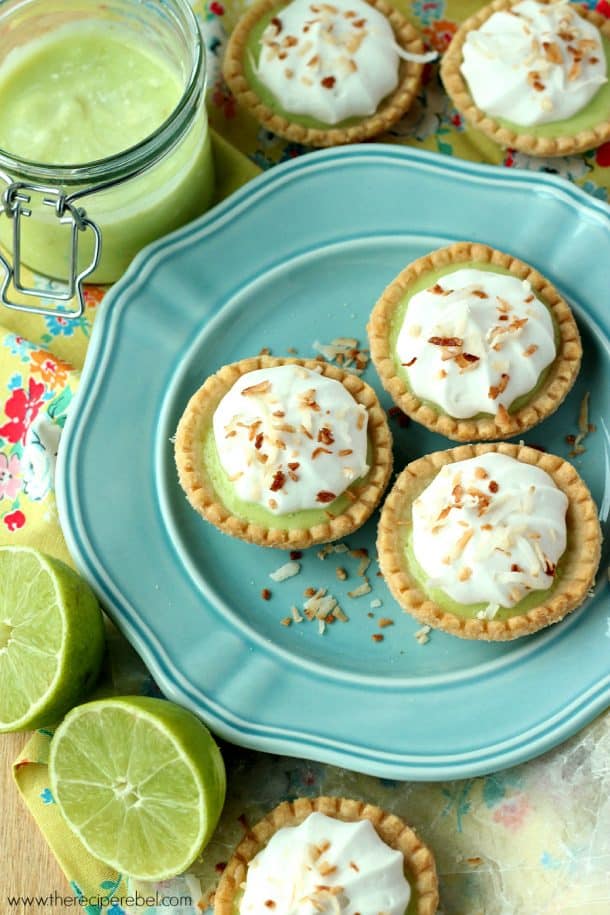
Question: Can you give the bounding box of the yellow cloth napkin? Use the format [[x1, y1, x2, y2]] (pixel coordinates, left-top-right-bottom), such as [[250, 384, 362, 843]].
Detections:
[[3, 129, 258, 915], [3, 0, 610, 912]]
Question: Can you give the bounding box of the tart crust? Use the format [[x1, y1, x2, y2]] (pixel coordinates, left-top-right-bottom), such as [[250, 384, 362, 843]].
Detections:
[[213, 795, 439, 915], [367, 241, 582, 441], [440, 0, 610, 156], [222, 0, 427, 147], [175, 356, 393, 549], [378, 442, 601, 641]]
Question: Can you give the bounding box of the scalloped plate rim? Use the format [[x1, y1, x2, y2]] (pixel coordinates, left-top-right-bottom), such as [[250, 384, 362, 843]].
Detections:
[[56, 144, 610, 780]]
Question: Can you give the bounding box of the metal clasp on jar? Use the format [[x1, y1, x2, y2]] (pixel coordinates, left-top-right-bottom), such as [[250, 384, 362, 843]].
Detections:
[[0, 173, 102, 318]]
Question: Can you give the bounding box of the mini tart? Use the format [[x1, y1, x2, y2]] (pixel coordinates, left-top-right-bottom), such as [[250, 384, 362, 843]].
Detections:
[[175, 356, 392, 549], [367, 241, 582, 442], [378, 442, 601, 641], [222, 0, 427, 147], [440, 0, 610, 156], [213, 795, 439, 915]]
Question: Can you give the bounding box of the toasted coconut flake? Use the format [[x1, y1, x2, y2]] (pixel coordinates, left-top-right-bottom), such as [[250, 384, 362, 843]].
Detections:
[[455, 528, 474, 556], [527, 70, 545, 91], [542, 40, 562, 63], [496, 403, 511, 427], [428, 335, 463, 347], [242, 380, 271, 397], [455, 352, 480, 371], [357, 556, 371, 577], [568, 58, 582, 81], [270, 470, 286, 492], [347, 579, 371, 598], [316, 596, 338, 619], [489, 373, 510, 400], [569, 391, 593, 456], [332, 337, 358, 347], [578, 391, 590, 435], [270, 561, 301, 582], [476, 602, 500, 621], [317, 426, 335, 446], [304, 587, 326, 610], [414, 625, 431, 645]]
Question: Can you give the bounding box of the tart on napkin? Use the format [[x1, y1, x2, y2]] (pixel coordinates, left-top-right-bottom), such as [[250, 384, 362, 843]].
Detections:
[[175, 356, 392, 548], [440, 0, 610, 156], [222, 0, 436, 147], [377, 442, 601, 641], [213, 795, 439, 915], [367, 241, 582, 441]]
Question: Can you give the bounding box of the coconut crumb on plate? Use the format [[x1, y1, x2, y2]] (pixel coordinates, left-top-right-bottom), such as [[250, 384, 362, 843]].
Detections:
[[566, 391, 594, 456], [269, 561, 301, 582], [414, 625, 431, 645], [347, 579, 371, 598], [312, 337, 369, 375]]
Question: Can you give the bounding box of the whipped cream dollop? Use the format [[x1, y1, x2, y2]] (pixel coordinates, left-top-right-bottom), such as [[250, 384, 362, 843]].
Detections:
[[412, 452, 568, 610], [239, 811, 411, 915], [213, 365, 369, 514], [395, 268, 556, 420], [461, 0, 607, 126], [254, 0, 436, 124]]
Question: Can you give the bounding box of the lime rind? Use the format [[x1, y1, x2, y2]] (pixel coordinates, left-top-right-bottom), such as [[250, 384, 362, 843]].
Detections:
[[49, 696, 226, 881]]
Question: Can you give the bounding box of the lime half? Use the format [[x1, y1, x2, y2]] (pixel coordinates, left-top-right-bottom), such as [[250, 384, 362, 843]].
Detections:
[[0, 546, 105, 732], [49, 696, 227, 880]]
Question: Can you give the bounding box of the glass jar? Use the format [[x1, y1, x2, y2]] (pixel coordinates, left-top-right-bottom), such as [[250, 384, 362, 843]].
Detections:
[[0, 0, 214, 317]]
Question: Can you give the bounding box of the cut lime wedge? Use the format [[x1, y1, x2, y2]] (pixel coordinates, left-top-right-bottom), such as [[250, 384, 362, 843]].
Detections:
[[49, 696, 226, 880], [0, 546, 104, 732]]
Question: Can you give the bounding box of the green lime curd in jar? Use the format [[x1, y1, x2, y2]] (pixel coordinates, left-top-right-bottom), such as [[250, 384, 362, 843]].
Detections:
[[0, 1, 214, 284]]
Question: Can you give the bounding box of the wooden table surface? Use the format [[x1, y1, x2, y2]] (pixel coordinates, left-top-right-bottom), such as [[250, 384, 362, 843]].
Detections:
[[1, 732, 67, 912]]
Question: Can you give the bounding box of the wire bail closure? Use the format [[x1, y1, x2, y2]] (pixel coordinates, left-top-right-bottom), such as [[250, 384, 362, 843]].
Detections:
[[0, 173, 102, 319]]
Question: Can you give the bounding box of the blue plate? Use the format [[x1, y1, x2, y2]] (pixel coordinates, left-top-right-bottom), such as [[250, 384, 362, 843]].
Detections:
[[56, 146, 610, 780]]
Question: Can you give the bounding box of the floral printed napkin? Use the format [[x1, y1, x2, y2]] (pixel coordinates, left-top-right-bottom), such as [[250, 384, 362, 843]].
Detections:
[[3, 0, 610, 913]]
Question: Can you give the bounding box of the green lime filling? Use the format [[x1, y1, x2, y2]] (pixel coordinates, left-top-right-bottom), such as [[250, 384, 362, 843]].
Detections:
[[201, 424, 371, 529], [390, 260, 560, 420], [492, 36, 610, 139], [405, 529, 564, 620], [243, 5, 388, 130]]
